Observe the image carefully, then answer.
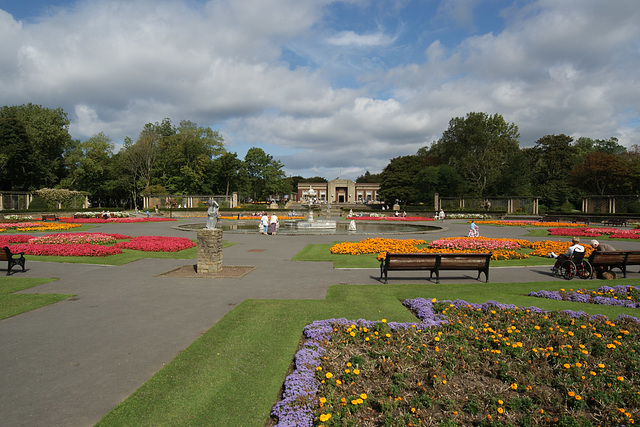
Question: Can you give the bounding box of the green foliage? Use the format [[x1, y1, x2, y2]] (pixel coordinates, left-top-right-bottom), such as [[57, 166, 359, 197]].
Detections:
[[379, 155, 424, 203]]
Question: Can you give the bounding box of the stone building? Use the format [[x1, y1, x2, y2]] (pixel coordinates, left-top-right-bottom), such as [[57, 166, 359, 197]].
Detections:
[[296, 179, 380, 204]]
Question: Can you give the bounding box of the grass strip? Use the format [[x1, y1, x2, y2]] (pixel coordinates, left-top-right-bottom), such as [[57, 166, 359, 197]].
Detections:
[[0, 277, 72, 319], [96, 279, 639, 427]]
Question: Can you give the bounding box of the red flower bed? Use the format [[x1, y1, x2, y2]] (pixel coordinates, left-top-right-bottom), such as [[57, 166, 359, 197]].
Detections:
[[60, 217, 178, 223], [10, 243, 123, 257], [114, 236, 195, 252], [0, 234, 35, 245], [347, 216, 434, 221]]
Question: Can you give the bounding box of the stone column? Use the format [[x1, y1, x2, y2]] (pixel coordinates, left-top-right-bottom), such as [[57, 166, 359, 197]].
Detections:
[[197, 228, 223, 273]]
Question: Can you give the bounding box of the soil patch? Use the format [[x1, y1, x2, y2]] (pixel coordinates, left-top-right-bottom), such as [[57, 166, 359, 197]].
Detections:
[[157, 265, 256, 278]]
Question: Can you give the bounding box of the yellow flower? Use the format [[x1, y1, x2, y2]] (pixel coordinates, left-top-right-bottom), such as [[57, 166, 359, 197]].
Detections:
[[510, 383, 518, 390], [360, 393, 367, 399], [498, 407, 504, 414], [353, 369, 360, 375], [319, 397, 326, 404], [325, 372, 333, 379], [319, 413, 332, 422]]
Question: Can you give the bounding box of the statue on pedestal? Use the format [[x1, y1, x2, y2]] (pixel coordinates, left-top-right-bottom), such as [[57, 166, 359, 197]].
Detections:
[[205, 198, 219, 230]]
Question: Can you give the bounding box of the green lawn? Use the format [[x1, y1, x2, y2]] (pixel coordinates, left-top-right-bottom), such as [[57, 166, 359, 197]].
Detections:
[[0, 277, 72, 320], [96, 278, 639, 426]]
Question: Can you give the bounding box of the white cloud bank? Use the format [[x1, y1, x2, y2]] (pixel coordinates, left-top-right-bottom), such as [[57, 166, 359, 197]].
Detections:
[[0, 0, 639, 180]]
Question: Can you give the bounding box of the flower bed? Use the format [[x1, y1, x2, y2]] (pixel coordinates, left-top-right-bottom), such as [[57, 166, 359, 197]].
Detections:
[[28, 233, 127, 245], [60, 217, 177, 223], [330, 237, 532, 261], [10, 243, 124, 257], [346, 216, 435, 221], [0, 222, 81, 232], [477, 220, 587, 228], [271, 298, 640, 426], [529, 285, 640, 308], [114, 236, 196, 252], [2, 233, 194, 256]]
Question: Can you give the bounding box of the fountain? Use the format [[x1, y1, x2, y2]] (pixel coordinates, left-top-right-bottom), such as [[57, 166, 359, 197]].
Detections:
[[295, 187, 337, 229]]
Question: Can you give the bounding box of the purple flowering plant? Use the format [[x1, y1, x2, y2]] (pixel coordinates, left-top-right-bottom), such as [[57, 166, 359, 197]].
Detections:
[[529, 285, 640, 309]]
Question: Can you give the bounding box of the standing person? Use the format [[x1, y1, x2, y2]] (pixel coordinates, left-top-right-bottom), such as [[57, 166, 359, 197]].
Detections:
[[439, 209, 445, 222], [550, 237, 584, 273], [269, 213, 279, 235], [260, 213, 269, 235]]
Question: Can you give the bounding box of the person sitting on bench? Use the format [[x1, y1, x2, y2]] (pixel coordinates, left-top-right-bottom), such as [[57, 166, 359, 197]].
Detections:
[[549, 236, 584, 273]]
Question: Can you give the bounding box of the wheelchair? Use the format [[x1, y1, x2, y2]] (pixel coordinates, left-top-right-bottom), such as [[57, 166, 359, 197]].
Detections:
[[557, 250, 592, 280]]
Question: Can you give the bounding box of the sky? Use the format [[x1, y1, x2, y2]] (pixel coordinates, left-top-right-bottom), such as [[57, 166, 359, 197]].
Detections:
[[1, 0, 639, 180]]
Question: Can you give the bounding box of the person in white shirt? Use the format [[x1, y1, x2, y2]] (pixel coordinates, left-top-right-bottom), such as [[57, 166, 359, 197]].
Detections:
[[550, 236, 584, 273], [260, 213, 269, 235]]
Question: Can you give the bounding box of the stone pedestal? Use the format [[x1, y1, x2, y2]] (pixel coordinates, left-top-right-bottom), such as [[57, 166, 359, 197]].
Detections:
[[393, 203, 400, 211], [197, 228, 223, 274]]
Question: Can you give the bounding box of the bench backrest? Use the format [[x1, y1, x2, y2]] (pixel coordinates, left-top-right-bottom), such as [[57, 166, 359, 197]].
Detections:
[[386, 253, 438, 269], [386, 252, 491, 268], [0, 247, 10, 261], [438, 253, 492, 268], [591, 251, 626, 264], [624, 251, 640, 265]]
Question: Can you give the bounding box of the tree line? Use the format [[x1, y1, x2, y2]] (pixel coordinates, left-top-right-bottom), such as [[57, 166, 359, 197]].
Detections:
[[1, 105, 637, 211], [378, 112, 640, 212], [0, 104, 290, 207]]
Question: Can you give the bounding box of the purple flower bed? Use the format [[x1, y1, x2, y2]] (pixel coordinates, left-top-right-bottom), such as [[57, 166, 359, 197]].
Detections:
[[529, 285, 640, 308], [270, 298, 639, 425]]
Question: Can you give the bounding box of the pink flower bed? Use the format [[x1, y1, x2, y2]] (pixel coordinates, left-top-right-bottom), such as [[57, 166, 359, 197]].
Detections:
[[114, 236, 196, 252], [347, 216, 434, 221], [60, 217, 178, 223], [28, 233, 128, 245], [3, 232, 193, 256], [0, 222, 45, 229], [548, 227, 640, 239], [429, 238, 521, 250], [0, 234, 36, 245], [608, 230, 640, 239], [10, 243, 123, 257]]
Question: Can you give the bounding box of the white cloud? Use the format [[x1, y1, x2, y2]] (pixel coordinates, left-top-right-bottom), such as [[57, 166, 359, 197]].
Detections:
[[0, 0, 638, 181]]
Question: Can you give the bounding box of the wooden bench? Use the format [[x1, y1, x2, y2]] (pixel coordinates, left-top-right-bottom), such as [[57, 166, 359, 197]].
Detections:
[[0, 246, 26, 275], [589, 251, 640, 278], [41, 214, 58, 221], [603, 218, 627, 227], [379, 252, 492, 284]]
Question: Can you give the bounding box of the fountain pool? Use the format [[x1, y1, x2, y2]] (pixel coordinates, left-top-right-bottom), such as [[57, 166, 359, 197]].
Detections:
[[177, 220, 441, 235]]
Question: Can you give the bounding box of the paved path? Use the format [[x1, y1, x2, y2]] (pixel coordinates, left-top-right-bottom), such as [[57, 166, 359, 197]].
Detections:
[[1, 219, 637, 426]]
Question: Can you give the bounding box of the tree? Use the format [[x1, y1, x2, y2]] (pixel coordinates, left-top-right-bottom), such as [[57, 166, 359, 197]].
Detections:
[[211, 152, 243, 196], [379, 155, 423, 204], [356, 171, 382, 183], [242, 147, 287, 201], [0, 115, 34, 190], [0, 103, 71, 189], [427, 112, 520, 196], [571, 152, 630, 195], [156, 120, 225, 193], [530, 134, 579, 210], [61, 132, 115, 203]]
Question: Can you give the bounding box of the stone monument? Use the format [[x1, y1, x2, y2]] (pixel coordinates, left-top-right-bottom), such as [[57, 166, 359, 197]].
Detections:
[[197, 198, 222, 274]]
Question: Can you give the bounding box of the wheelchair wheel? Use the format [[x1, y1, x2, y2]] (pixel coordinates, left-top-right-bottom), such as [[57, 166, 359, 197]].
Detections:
[[577, 261, 592, 279], [560, 261, 576, 280]]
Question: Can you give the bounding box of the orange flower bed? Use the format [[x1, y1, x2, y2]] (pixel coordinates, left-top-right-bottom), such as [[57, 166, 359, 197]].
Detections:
[[330, 238, 426, 256], [529, 240, 594, 257], [331, 237, 594, 262]]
